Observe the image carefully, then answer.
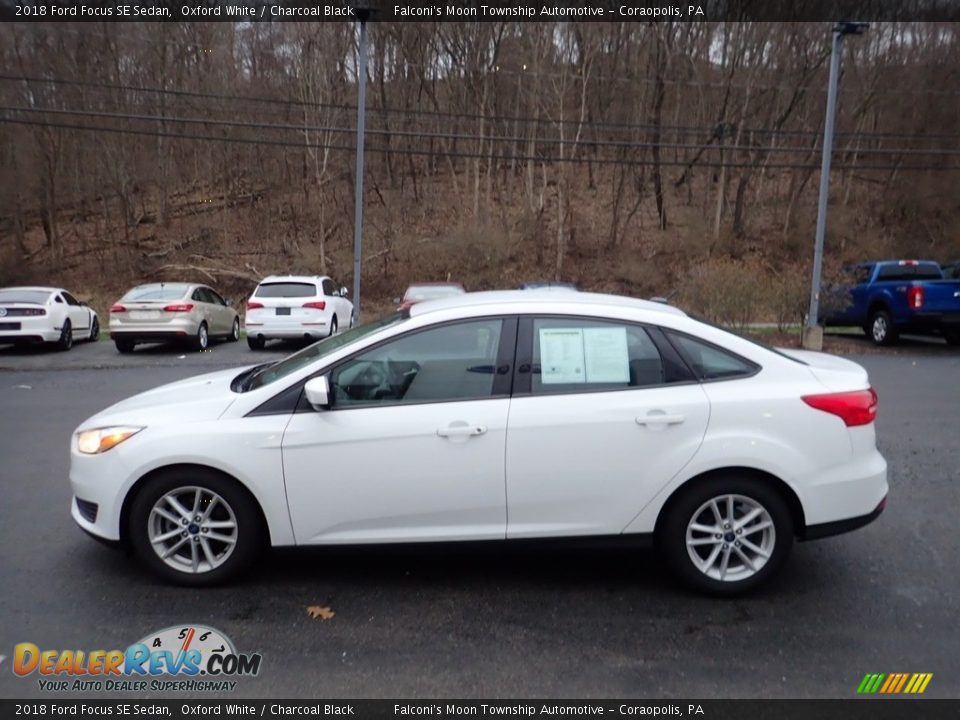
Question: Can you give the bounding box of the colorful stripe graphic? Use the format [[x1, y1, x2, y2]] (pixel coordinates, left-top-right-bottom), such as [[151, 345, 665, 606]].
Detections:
[[857, 673, 933, 694]]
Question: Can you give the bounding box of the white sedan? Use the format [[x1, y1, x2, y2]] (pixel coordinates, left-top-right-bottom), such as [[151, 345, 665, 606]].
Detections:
[[69, 291, 887, 594], [0, 286, 99, 350]]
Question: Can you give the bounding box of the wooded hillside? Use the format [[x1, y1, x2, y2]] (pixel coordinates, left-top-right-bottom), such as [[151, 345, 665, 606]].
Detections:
[[1, 21, 958, 322]]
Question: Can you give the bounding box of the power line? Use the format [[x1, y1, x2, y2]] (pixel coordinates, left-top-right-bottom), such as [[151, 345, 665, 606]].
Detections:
[[4, 73, 960, 146], [6, 105, 960, 159], [2, 115, 958, 173]]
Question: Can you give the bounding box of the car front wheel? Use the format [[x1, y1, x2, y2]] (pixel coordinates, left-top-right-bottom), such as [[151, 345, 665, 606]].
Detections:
[[194, 322, 209, 351], [659, 474, 793, 595], [128, 468, 263, 586]]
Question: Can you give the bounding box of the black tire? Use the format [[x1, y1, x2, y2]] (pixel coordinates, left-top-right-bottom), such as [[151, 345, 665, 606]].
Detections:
[[88, 317, 100, 342], [55, 320, 73, 351], [127, 467, 264, 586], [329, 315, 338, 338], [868, 309, 898, 346], [228, 317, 241, 342], [658, 473, 794, 596], [247, 335, 265, 351], [944, 329, 960, 346], [193, 322, 209, 351], [115, 338, 136, 354]]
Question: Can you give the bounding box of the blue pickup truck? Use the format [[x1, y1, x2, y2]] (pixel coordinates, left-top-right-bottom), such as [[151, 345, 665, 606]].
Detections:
[[822, 260, 960, 346]]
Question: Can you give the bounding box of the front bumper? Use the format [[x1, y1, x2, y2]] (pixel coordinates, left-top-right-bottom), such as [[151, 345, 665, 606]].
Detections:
[[69, 442, 134, 542]]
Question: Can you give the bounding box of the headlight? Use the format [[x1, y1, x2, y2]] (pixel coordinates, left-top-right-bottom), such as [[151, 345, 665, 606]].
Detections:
[[76, 426, 144, 454]]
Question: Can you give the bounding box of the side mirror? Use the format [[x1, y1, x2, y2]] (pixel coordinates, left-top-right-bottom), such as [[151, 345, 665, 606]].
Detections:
[[340, 286, 349, 297], [393, 297, 401, 305], [304, 376, 331, 411], [225, 298, 233, 307]]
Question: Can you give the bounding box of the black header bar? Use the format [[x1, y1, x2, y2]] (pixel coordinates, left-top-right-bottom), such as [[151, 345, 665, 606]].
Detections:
[[3, 0, 960, 22]]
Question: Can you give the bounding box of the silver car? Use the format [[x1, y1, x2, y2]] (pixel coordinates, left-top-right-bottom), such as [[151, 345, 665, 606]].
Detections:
[[109, 283, 240, 353]]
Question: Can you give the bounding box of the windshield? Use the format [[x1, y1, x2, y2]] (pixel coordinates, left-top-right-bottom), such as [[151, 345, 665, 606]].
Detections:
[[243, 312, 408, 391], [404, 285, 464, 302], [0, 290, 52, 304], [122, 284, 190, 301]]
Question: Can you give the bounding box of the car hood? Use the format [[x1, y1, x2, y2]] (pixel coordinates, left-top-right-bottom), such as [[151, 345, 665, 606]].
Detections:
[[78, 366, 248, 429]]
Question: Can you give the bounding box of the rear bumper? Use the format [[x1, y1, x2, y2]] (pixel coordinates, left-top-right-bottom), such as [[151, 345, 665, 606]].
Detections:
[[803, 496, 886, 540], [245, 319, 329, 339], [0, 328, 61, 343], [109, 331, 191, 343], [902, 311, 960, 331]]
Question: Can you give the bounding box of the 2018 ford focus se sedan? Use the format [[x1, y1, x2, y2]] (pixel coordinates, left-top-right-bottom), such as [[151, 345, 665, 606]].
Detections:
[[70, 291, 887, 594]]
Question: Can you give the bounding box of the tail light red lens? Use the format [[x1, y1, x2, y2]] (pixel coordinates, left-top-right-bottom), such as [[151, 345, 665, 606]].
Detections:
[[21, 308, 46, 316], [163, 303, 194, 313], [110, 304, 126, 313], [246, 301, 264, 310], [802, 388, 878, 427], [303, 301, 326, 310], [907, 286, 924, 310]]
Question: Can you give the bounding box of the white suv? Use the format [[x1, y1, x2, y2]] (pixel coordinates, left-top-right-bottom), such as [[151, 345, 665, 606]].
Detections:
[[244, 275, 353, 350]]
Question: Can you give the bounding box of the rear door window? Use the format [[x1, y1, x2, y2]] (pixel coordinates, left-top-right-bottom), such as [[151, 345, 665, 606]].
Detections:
[[321, 279, 335, 296], [522, 317, 691, 396]]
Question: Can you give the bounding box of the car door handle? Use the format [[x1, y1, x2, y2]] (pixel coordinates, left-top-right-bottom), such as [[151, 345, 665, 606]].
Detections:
[[636, 413, 685, 426], [437, 425, 487, 438]]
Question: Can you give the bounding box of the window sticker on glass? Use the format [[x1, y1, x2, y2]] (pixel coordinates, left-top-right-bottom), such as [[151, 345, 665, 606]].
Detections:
[[583, 327, 630, 383], [540, 328, 586, 384]]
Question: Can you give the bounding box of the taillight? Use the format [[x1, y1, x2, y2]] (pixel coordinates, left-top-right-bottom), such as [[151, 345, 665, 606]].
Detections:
[[163, 303, 194, 313], [110, 304, 126, 313], [246, 301, 264, 310], [907, 286, 924, 310], [303, 301, 326, 310], [21, 308, 46, 316], [802, 388, 878, 427]]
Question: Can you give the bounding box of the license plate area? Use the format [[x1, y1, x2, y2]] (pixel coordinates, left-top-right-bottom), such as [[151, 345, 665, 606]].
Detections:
[[129, 310, 161, 320], [276, 307, 291, 316], [0, 322, 20, 331]]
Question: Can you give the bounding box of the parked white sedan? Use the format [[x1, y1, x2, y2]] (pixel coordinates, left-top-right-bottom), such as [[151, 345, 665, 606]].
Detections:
[[69, 291, 887, 594], [245, 275, 353, 350], [0, 286, 99, 350]]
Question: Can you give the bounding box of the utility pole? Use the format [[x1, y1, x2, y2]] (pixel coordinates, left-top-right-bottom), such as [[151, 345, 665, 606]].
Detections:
[[804, 21, 868, 350], [351, 9, 371, 325]]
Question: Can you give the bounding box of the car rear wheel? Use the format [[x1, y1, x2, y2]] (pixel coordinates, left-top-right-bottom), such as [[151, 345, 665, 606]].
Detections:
[[128, 468, 263, 586], [88, 317, 100, 342], [193, 322, 209, 351], [228, 318, 240, 342], [868, 309, 898, 346], [247, 335, 265, 351], [55, 320, 73, 351], [329, 315, 338, 338], [659, 474, 793, 596], [115, 338, 135, 354]]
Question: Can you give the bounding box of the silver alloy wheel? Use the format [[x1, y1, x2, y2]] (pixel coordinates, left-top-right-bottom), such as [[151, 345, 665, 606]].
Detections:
[[685, 493, 776, 582], [198, 323, 209, 349], [148, 486, 238, 574], [872, 315, 887, 343], [231, 318, 240, 341]]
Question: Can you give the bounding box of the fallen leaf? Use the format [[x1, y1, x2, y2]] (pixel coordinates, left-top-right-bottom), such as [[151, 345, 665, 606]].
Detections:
[[306, 605, 335, 620]]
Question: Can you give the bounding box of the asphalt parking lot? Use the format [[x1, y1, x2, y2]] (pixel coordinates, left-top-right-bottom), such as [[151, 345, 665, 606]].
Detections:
[[1, 338, 958, 699]]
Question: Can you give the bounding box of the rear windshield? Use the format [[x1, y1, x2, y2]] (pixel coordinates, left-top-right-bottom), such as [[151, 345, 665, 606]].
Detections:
[[122, 285, 189, 301], [255, 282, 318, 298], [403, 285, 464, 302], [0, 290, 52, 304], [876, 264, 943, 281]]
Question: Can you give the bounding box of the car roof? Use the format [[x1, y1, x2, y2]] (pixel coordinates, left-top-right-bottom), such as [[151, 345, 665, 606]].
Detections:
[[408, 290, 686, 317], [259, 275, 328, 283], [0, 286, 62, 293]]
